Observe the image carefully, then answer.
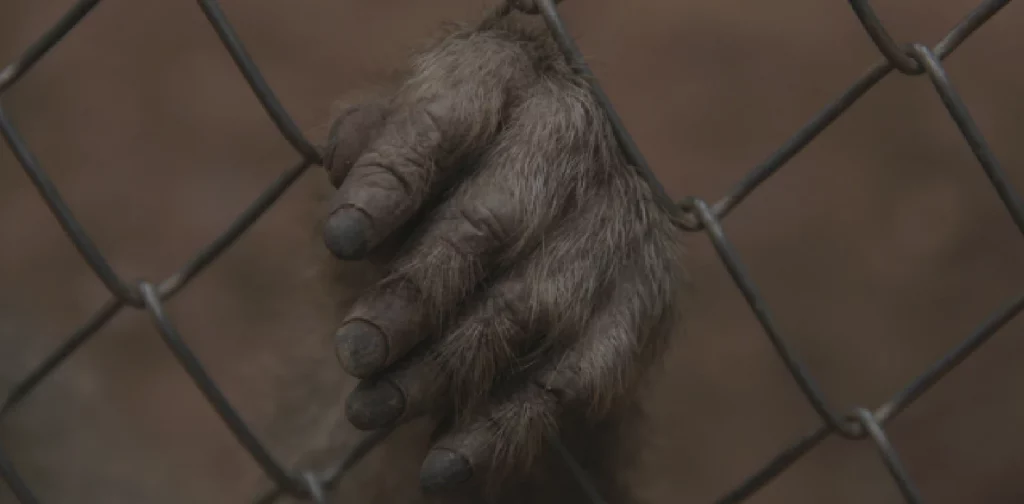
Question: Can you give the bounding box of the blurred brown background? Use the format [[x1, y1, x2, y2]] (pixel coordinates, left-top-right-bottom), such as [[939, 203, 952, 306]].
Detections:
[[2, 0, 1023, 502]]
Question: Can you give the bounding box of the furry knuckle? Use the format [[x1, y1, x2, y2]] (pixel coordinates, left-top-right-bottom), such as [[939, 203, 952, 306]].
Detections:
[[453, 202, 512, 244], [353, 152, 419, 197], [325, 104, 390, 181]]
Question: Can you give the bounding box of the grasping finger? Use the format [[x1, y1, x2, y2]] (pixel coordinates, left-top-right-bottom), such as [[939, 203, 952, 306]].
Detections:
[[323, 26, 539, 260], [420, 383, 558, 492], [420, 207, 684, 491], [333, 73, 625, 379], [344, 350, 446, 430], [323, 100, 390, 188]]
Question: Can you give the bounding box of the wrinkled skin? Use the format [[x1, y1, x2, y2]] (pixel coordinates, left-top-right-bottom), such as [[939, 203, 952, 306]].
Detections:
[[320, 8, 685, 503]]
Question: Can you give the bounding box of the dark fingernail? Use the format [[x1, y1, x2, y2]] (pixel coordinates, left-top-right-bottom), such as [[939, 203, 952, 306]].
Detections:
[[334, 320, 388, 378], [324, 208, 371, 260], [345, 379, 406, 430], [420, 449, 473, 491]]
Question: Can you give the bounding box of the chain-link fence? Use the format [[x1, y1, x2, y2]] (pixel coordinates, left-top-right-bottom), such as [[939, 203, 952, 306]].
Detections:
[[0, 0, 1020, 502]]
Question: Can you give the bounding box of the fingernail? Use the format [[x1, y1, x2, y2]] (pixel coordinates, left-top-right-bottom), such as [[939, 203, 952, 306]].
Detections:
[[345, 379, 405, 430], [420, 449, 473, 491], [334, 320, 388, 378], [324, 208, 371, 260]]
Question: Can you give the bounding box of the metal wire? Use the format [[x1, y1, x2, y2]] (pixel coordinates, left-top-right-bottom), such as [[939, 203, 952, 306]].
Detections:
[[0, 0, 1019, 502]]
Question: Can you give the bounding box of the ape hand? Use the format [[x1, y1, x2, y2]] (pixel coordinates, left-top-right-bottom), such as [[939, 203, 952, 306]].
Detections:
[[321, 10, 684, 493]]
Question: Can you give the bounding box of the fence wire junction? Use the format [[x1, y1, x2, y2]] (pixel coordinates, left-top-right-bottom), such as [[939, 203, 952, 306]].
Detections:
[[1, 0, 1022, 502]]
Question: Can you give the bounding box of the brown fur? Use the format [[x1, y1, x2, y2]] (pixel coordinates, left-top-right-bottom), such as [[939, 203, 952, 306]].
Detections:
[[321, 8, 685, 503]]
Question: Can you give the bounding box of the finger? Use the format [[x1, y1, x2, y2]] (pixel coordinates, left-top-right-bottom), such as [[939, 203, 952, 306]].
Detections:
[[332, 188, 523, 379], [534, 252, 683, 417], [344, 351, 446, 430], [334, 75, 630, 378], [323, 29, 538, 260], [428, 187, 635, 410], [420, 383, 558, 493], [333, 278, 424, 378], [323, 100, 390, 188], [337, 187, 649, 428], [540, 180, 684, 413], [418, 265, 683, 493], [422, 191, 684, 491], [415, 248, 624, 492], [340, 214, 590, 428]]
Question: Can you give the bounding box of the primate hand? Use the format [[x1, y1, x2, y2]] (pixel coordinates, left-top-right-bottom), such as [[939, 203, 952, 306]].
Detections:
[[321, 9, 684, 493]]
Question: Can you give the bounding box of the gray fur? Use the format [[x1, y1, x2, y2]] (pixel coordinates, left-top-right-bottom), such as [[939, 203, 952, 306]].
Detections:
[[322, 9, 685, 504]]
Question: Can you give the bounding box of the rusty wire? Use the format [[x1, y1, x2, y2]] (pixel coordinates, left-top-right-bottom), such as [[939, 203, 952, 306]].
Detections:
[[0, 0, 1020, 502]]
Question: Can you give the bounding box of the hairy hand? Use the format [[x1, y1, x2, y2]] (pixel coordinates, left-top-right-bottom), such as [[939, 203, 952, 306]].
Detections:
[[321, 10, 684, 494]]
